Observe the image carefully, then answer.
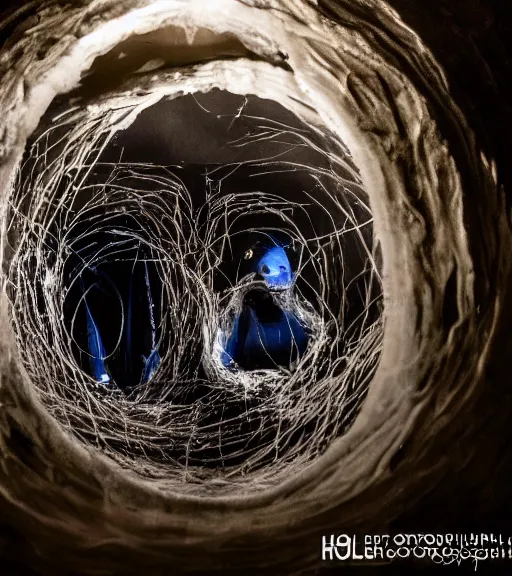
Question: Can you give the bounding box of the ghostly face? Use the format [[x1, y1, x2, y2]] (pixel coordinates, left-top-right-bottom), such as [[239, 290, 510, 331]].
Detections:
[[257, 246, 293, 290]]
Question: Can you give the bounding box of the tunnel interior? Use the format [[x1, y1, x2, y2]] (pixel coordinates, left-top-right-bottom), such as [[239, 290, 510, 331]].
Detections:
[[6, 86, 383, 477], [0, 0, 507, 574]]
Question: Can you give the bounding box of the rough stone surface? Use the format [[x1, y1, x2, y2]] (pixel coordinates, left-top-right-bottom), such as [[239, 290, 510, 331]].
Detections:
[[0, 0, 510, 574]]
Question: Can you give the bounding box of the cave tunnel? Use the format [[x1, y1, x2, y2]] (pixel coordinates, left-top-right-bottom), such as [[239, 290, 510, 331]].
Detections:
[[0, 0, 512, 574]]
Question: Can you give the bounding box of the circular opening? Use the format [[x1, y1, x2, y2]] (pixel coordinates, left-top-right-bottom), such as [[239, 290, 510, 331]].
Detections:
[[7, 85, 383, 490]]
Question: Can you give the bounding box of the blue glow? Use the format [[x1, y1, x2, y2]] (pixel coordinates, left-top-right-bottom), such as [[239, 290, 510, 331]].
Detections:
[[141, 259, 160, 383], [256, 246, 293, 290], [82, 283, 111, 385], [142, 348, 161, 382], [221, 291, 308, 370], [221, 313, 240, 367]]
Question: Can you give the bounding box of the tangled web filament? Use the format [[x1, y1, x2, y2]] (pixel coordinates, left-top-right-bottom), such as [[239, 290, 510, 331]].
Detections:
[[5, 92, 383, 493]]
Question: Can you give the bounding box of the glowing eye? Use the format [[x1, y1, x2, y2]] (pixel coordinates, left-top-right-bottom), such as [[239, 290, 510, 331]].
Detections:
[[261, 264, 270, 274], [244, 249, 253, 260]]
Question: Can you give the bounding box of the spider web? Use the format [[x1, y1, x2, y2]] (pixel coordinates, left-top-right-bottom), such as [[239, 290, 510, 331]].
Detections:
[[4, 93, 383, 495]]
